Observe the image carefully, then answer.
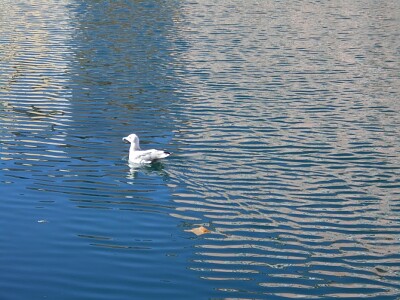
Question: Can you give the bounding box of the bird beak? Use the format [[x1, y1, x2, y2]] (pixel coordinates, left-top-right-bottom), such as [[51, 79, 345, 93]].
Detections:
[[122, 137, 130, 144]]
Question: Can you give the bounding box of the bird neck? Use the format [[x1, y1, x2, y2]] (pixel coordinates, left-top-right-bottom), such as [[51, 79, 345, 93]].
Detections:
[[130, 143, 141, 151]]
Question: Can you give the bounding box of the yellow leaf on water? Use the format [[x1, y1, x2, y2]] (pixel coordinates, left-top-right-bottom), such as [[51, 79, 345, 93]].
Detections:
[[190, 226, 211, 236]]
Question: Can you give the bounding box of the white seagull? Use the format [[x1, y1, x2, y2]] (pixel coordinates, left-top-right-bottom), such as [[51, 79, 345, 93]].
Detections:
[[122, 133, 171, 164]]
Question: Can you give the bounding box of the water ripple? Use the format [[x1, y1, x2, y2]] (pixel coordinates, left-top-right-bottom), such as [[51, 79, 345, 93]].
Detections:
[[1, 0, 399, 299], [166, 0, 400, 298]]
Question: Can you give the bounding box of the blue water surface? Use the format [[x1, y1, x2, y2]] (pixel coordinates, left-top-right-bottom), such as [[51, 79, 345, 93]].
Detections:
[[1, 0, 399, 299]]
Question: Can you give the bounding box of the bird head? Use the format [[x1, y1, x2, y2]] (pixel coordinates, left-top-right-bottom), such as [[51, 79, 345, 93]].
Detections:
[[122, 134, 140, 148]]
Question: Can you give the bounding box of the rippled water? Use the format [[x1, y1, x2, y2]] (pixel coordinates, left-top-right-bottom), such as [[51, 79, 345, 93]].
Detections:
[[1, 0, 399, 299]]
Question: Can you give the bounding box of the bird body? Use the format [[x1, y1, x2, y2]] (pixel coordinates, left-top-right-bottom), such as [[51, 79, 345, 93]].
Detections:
[[123, 133, 171, 164]]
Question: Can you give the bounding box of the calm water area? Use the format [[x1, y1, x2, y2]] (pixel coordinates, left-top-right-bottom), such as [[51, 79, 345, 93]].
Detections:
[[1, 1, 399, 299]]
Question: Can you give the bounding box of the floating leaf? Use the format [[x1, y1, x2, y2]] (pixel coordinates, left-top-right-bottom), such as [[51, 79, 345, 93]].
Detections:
[[190, 226, 211, 236]]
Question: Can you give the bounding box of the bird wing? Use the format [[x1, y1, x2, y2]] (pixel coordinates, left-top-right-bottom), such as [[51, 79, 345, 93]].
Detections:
[[130, 149, 170, 163]]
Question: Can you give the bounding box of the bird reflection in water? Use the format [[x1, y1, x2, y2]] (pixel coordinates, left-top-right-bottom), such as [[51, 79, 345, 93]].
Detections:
[[126, 160, 170, 181]]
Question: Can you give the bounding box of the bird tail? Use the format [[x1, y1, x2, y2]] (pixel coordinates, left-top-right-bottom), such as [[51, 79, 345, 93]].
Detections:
[[160, 151, 171, 158]]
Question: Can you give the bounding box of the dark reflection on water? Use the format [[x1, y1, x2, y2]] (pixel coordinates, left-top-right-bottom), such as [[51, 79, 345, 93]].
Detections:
[[1, 0, 400, 299]]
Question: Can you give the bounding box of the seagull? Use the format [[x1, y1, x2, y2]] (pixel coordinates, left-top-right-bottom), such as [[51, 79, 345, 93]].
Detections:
[[122, 133, 171, 164]]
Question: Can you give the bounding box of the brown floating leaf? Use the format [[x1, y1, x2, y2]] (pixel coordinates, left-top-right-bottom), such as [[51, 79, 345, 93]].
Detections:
[[190, 226, 211, 236]]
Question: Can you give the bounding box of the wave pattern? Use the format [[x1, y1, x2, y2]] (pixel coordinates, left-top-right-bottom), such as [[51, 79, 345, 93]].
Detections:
[[0, 2, 194, 300], [0, 0, 73, 170], [167, 0, 400, 298], [0, 0, 399, 299]]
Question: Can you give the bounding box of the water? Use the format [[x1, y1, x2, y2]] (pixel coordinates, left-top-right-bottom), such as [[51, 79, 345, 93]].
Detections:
[[1, 0, 399, 299]]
